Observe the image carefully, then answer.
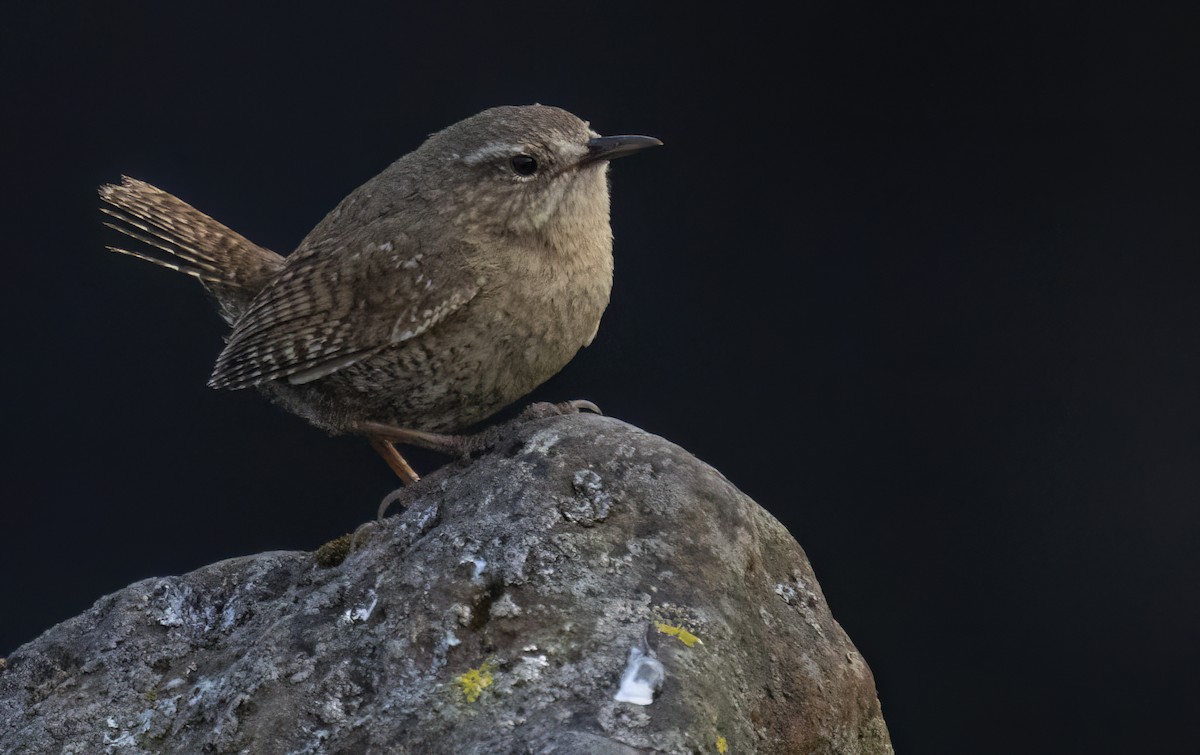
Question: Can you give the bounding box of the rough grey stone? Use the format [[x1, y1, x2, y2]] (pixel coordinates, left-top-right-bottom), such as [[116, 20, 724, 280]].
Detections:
[[0, 412, 892, 754]]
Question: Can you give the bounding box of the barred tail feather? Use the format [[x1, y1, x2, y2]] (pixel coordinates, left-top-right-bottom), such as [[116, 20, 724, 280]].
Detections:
[[105, 244, 223, 282], [99, 176, 286, 320], [100, 206, 223, 276]]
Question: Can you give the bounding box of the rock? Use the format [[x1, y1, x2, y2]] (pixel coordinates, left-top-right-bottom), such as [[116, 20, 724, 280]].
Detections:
[[0, 412, 892, 754]]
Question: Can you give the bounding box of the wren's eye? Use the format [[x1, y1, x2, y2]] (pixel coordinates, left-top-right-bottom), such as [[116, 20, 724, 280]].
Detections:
[[510, 154, 538, 176]]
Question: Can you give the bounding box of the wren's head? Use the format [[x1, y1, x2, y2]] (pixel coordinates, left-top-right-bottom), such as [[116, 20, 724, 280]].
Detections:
[[414, 105, 661, 237]]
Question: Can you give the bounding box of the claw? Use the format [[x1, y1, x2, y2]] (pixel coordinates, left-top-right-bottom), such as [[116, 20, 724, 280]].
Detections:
[[560, 399, 602, 416]]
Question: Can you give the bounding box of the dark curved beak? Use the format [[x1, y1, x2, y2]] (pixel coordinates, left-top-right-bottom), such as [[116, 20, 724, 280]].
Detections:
[[584, 135, 664, 164]]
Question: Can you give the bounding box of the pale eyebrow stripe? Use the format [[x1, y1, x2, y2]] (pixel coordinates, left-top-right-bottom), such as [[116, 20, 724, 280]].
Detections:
[[462, 142, 519, 165]]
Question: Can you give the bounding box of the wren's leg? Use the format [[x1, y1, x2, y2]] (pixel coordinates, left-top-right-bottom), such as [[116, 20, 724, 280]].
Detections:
[[357, 421, 479, 456], [358, 400, 604, 475], [367, 435, 421, 484]]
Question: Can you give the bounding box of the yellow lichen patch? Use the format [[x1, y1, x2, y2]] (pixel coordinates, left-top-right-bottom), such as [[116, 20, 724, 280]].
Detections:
[[717, 735, 729, 753], [455, 661, 496, 703], [655, 621, 702, 647]]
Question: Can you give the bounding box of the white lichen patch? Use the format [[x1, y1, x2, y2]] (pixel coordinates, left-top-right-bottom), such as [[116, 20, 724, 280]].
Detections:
[[613, 443, 638, 459], [490, 593, 522, 618], [102, 728, 138, 749], [220, 596, 242, 632], [523, 428, 561, 455], [157, 582, 208, 631], [560, 468, 613, 526], [285, 727, 333, 755], [289, 667, 314, 684], [613, 646, 665, 705], [400, 502, 440, 533], [775, 571, 824, 637], [107, 702, 175, 751], [320, 696, 348, 725], [187, 677, 218, 707], [513, 653, 550, 683], [460, 555, 487, 582], [626, 536, 675, 560]]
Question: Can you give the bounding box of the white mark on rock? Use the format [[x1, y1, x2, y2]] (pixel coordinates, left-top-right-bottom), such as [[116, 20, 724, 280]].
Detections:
[[102, 729, 138, 748], [524, 429, 561, 455], [157, 584, 188, 628], [135, 708, 155, 734], [490, 593, 522, 618], [340, 588, 378, 625], [514, 653, 550, 682], [320, 696, 348, 725], [220, 600, 239, 631], [560, 469, 612, 526], [451, 603, 473, 627], [461, 556, 487, 582], [614, 443, 637, 459], [187, 677, 217, 707], [613, 645, 665, 705], [399, 502, 439, 534]]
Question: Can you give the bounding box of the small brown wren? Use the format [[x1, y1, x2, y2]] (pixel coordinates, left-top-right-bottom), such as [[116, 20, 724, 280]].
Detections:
[[100, 105, 661, 483]]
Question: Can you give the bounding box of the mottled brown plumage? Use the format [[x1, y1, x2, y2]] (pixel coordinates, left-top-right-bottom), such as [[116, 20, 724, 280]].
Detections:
[[100, 105, 661, 482]]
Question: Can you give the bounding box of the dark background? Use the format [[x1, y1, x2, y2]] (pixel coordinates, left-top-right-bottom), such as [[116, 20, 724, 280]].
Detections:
[[3, 2, 1197, 752]]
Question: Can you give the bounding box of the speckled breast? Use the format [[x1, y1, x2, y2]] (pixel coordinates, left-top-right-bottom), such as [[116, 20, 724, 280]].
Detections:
[[261, 238, 614, 435]]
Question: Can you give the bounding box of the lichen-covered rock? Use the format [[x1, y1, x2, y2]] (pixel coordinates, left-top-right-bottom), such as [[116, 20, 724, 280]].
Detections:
[[0, 413, 892, 754]]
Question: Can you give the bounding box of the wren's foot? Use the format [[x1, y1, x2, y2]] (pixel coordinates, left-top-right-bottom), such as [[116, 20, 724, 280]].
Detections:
[[519, 399, 604, 420], [358, 401, 602, 483]]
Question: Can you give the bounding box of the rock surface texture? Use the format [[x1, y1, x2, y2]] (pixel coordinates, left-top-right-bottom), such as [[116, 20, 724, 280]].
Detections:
[[0, 412, 892, 754]]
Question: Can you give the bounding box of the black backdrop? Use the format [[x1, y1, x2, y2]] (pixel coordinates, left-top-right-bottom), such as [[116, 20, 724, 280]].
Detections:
[[3, 3, 1198, 753]]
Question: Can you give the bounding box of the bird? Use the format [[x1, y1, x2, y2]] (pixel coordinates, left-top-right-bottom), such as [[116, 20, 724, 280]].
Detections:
[[99, 104, 661, 484]]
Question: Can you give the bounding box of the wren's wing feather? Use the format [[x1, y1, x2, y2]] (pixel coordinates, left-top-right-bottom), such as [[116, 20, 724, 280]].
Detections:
[[208, 225, 481, 390]]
